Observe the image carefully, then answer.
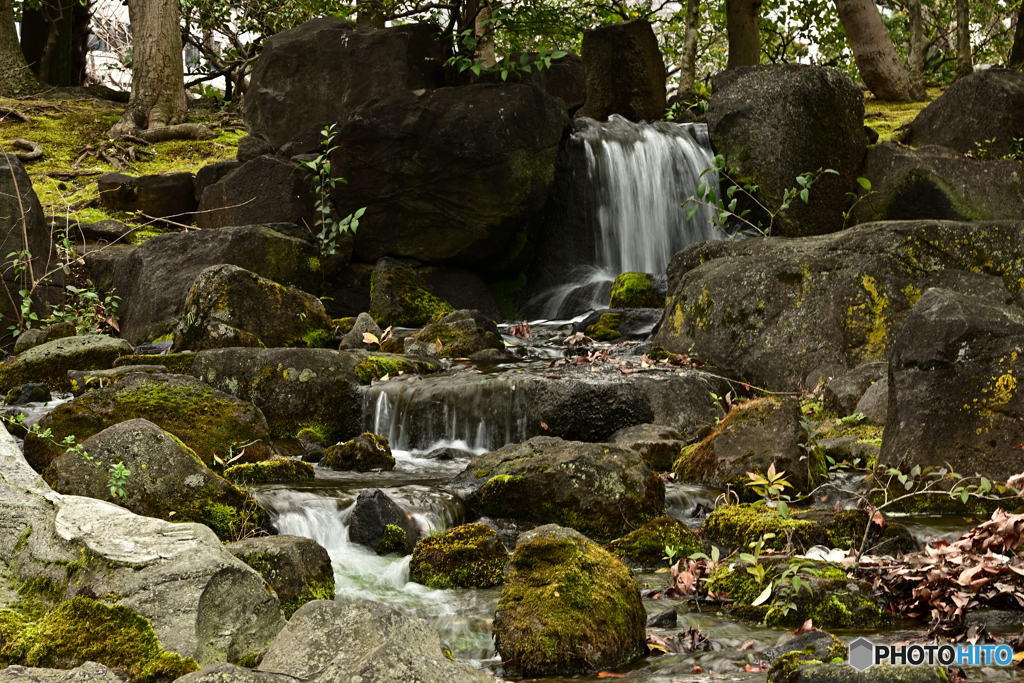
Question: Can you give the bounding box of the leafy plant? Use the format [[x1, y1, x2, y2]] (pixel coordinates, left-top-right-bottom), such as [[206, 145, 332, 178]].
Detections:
[[663, 544, 681, 566], [297, 124, 365, 257], [842, 177, 875, 229], [362, 326, 393, 346], [746, 464, 793, 516], [108, 462, 131, 499]]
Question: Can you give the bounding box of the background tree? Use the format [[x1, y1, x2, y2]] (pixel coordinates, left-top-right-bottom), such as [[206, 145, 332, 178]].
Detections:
[[1012, 2, 1024, 68], [906, 0, 925, 89], [833, 0, 925, 100], [0, 0, 44, 96], [954, 0, 972, 79], [726, 0, 761, 67], [676, 0, 701, 95]]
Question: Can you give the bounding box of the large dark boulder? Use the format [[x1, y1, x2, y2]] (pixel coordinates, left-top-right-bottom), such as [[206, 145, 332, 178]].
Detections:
[[368, 257, 453, 327], [448, 436, 664, 542], [903, 68, 1024, 158], [112, 224, 323, 344], [850, 142, 1024, 224], [347, 489, 419, 555], [706, 65, 868, 237], [226, 536, 334, 618], [490, 52, 586, 113], [493, 524, 646, 676], [196, 156, 327, 238], [332, 83, 568, 265], [243, 19, 444, 154], [44, 419, 270, 541], [0, 334, 132, 395], [575, 20, 665, 122], [97, 172, 197, 220], [651, 220, 1024, 392], [0, 154, 63, 347], [881, 288, 1024, 481], [172, 264, 333, 351]]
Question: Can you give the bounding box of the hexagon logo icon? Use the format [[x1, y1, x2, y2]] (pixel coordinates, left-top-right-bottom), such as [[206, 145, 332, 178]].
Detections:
[[849, 637, 875, 672]]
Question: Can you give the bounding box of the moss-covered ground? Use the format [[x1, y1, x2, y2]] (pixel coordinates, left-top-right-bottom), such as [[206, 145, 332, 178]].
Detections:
[[862, 88, 941, 143], [0, 96, 242, 232]]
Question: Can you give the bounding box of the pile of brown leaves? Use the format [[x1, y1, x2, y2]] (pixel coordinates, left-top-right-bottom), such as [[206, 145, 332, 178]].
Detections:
[[857, 509, 1024, 639]]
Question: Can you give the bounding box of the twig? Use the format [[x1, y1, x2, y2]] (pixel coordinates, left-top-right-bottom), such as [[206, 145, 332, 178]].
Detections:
[[10, 139, 42, 161], [0, 107, 30, 123], [42, 170, 102, 179]]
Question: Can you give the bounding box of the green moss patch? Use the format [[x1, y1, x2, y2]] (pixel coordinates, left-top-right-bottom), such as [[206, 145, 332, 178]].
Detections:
[[586, 313, 622, 341], [605, 517, 703, 569], [609, 272, 663, 309], [280, 579, 335, 619], [113, 353, 196, 375], [322, 432, 394, 471], [353, 355, 435, 384], [376, 524, 408, 555], [410, 524, 509, 589], [224, 458, 315, 485], [863, 89, 939, 143], [0, 596, 198, 682]]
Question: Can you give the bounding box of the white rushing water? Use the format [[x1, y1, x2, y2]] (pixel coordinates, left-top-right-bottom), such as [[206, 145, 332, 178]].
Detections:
[[529, 116, 723, 319]]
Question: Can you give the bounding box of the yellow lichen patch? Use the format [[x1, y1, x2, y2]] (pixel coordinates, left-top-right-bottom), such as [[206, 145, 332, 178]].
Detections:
[[672, 300, 684, 336], [902, 284, 922, 307], [975, 353, 1020, 433], [845, 275, 890, 362], [685, 287, 714, 333]]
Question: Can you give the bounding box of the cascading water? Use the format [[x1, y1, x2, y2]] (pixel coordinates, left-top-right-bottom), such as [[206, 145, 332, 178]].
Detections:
[[526, 115, 722, 319]]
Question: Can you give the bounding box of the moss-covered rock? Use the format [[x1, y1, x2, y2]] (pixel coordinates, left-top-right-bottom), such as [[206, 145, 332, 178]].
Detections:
[[224, 457, 315, 485], [4, 383, 50, 405], [611, 423, 686, 471], [706, 557, 889, 630], [701, 504, 916, 555], [605, 517, 703, 570], [67, 364, 166, 396], [411, 524, 509, 589], [450, 436, 665, 543], [609, 272, 663, 309], [493, 524, 646, 677], [225, 536, 335, 619], [765, 631, 848, 683], [674, 397, 825, 496], [0, 334, 132, 395], [368, 257, 453, 328], [775, 662, 950, 683], [409, 309, 503, 359], [376, 524, 408, 555], [586, 312, 622, 341], [0, 596, 199, 682], [114, 352, 196, 375], [23, 373, 273, 473], [352, 354, 437, 384], [321, 433, 395, 472], [43, 418, 271, 542], [173, 264, 333, 352], [13, 322, 76, 354]]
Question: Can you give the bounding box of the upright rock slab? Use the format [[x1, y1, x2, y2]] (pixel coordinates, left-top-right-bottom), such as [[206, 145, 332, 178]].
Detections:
[[575, 20, 666, 122], [881, 288, 1024, 481], [706, 65, 868, 237]]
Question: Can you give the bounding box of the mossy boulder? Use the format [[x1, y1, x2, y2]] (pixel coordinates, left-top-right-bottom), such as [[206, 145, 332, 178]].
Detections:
[[225, 536, 335, 619], [610, 423, 686, 471], [674, 397, 824, 495], [67, 364, 166, 396], [321, 433, 394, 472], [410, 524, 509, 589], [765, 631, 848, 683], [4, 384, 50, 405], [774, 662, 950, 683], [701, 504, 917, 555], [347, 489, 419, 555], [882, 288, 1024, 483], [352, 353, 437, 384], [0, 596, 199, 682], [605, 517, 702, 570], [0, 335, 132, 395], [449, 436, 664, 542], [575, 308, 663, 341], [609, 272, 663, 308], [368, 257, 453, 328], [493, 524, 646, 677], [409, 309, 503, 359], [706, 557, 889, 629], [173, 264, 333, 352], [42, 419, 271, 542], [23, 373, 273, 473], [224, 457, 315, 485], [586, 312, 622, 341], [12, 322, 76, 354], [114, 352, 196, 375], [652, 220, 1024, 393]]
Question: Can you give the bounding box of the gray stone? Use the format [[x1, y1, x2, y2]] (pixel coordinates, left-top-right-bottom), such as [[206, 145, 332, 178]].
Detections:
[[67, 364, 166, 395], [576, 20, 665, 122], [194, 158, 243, 201], [409, 309, 504, 359], [97, 171, 197, 220], [0, 662, 123, 682], [339, 312, 382, 350], [226, 535, 334, 613], [0, 334, 133, 395], [824, 362, 887, 417], [0, 424, 286, 665], [854, 380, 887, 427], [347, 488, 418, 555], [610, 423, 686, 471]]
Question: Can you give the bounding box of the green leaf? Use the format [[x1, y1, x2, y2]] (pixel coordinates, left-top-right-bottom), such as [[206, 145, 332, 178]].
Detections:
[[795, 175, 808, 187], [551, 51, 567, 59], [751, 584, 773, 606], [686, 205, 698, 221], [961, 490, 970, 504], [776, 500, 789, 518], [857, 177, 872, 190], [799, 188, 810, 203]]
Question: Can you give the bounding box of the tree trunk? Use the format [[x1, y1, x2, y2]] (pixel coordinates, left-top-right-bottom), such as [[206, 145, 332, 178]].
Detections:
[[1012, 2, 1024, 69], [475, 1, 495, 67], [0, 0, 44, 96], [726, 0, 761, 68], [677, 0, 701, 95], [356, 0, 385, 28], [833, 0, 926, 101], [108, 0, 187, 137], [907, 0, 925, 90], [955, 0, 973, 80]]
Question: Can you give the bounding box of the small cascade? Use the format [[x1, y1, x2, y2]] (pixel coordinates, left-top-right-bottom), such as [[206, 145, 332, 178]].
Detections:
[[365, 376, 533, 453], [526, 115, 722, 319]]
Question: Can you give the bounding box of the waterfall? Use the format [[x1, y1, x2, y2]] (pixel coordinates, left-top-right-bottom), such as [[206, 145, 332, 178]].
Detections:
[[526, 115, 722, 319]]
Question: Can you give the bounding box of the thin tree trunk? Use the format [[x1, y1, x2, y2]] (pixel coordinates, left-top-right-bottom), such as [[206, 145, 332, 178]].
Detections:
[[955, 0, 973, 80], [833, 0, 926, 101], [907, 0, 925, 90], [1011, 2, 1024, 68], [475, 1, 495, 67], [677, 0, 700, 95], [726, 0, 761, 68], [108, 0, 187, 136], [0, 0, 44, 96]]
